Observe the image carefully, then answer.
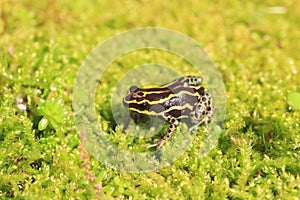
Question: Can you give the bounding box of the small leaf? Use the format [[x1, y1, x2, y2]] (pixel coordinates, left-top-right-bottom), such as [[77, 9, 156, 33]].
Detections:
[[38, 117, 49, 131], [287, 92, 300, 110], [102, 185, 115, 196]]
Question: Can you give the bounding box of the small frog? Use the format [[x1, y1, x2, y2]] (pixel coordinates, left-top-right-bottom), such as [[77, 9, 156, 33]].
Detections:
[[123, 76, 214, 150]]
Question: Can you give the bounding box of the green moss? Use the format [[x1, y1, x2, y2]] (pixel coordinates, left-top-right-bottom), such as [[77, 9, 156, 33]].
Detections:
[[1, 0, 300, 199]]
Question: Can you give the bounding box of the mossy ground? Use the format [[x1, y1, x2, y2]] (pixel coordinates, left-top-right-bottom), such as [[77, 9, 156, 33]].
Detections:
[[0, 0, 300, 199]]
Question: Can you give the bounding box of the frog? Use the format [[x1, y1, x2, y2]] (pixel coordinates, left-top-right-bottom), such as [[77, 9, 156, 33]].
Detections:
[[123, 76, 214, 150]]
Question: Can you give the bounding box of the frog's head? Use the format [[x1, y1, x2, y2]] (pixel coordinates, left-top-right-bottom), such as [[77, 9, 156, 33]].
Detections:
[[123, 86, 148, 108], [123, 86, 155, 126]]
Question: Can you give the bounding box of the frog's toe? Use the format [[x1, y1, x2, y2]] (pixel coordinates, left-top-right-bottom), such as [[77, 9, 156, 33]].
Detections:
[[205, 120, 209, 129], [145, 143, 158, 150]]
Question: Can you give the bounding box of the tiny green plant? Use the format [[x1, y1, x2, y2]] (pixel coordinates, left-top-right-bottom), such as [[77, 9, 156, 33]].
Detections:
[[35, 96, 68, 131]]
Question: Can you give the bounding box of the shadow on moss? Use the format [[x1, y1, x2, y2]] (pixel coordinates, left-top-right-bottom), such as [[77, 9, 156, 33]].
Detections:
[[243, 116, 299, 176], [243, 117, 290, 157]]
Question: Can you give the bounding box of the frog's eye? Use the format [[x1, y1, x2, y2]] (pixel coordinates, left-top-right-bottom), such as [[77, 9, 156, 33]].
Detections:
[[129, 86, 138, 93], [136, 91, 144, 96], [133, 91, 145, 99]]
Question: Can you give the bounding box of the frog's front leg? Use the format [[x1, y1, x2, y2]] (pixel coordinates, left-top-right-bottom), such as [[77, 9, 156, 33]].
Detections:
[[146, 115, 179, 150], [122, 112, 131, 132], [189, 92, 214, 132]]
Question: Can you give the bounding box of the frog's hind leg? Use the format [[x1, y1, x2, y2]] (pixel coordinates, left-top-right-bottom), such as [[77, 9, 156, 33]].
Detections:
[[146, 115, 179, 150], [178, 76, 202, 87]]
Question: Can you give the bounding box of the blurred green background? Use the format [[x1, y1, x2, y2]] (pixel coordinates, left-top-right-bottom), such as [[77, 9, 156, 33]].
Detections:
[[0, 0, 299, 199]]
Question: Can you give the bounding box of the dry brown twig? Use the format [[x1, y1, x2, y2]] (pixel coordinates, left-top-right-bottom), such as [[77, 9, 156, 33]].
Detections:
[[80, 129, 102, 199]]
